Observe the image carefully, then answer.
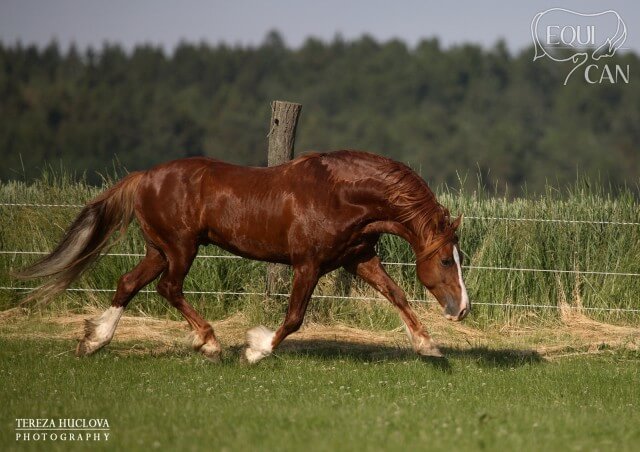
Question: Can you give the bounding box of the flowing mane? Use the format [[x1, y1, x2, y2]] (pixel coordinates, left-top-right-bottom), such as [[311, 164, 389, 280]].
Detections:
[[377, 158, 458, 259]]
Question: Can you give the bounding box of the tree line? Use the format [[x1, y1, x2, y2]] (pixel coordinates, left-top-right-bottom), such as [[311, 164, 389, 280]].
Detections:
[[1, 31, 638, 193]]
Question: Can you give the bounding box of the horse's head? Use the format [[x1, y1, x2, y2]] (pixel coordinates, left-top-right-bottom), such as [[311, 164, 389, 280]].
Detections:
[[415, 216, 470, 321]]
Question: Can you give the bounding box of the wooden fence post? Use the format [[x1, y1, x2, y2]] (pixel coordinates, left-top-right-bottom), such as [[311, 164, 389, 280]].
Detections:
[[266, 100, 302, 296]]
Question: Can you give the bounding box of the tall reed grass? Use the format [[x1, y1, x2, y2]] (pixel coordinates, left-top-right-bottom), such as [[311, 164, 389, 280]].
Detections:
[[1, 171, 638, 329]]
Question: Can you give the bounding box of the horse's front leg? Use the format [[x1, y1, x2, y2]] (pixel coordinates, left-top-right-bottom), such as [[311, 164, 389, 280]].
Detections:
[[346, 254, 443, 357], [244, 263, 319, 363]]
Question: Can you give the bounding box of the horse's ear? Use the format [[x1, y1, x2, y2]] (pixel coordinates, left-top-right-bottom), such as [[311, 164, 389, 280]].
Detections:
[[451, 214, 463, 230]]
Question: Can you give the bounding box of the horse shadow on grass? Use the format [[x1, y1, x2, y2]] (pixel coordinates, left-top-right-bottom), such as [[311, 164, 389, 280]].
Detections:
[[234, 338, 544, 372], [107, 339, 544, 372]]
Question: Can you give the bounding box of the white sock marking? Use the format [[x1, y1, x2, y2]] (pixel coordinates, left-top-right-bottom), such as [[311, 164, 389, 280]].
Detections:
[[453, 246, 470, 314], [94, 306, 123, 344], [245, 325, 275, 364]]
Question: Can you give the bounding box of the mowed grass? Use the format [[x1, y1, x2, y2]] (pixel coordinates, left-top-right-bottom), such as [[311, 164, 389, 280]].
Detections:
[[1, 337, 638, 452]]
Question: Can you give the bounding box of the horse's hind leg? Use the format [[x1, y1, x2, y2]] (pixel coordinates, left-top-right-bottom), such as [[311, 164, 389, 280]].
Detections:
[[156, 245, 222, 361], [76, 246, 166, 356]]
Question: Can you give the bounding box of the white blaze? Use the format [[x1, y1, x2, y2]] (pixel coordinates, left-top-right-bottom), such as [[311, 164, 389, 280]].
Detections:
[[453, 246, 470, 313]]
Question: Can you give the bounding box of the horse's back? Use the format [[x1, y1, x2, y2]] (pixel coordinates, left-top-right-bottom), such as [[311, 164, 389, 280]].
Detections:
[[132, 152, 389, 263]]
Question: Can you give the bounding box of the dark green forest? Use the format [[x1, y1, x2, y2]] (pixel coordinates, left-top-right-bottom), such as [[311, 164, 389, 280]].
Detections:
[[1, 31, 638, 192]]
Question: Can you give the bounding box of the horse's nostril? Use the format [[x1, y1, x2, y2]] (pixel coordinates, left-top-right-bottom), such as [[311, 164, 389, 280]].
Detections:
[[458, 307, 468, 320]]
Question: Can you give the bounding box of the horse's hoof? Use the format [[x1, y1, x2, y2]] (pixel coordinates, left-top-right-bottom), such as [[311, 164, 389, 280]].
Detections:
[[242, 346, 269, 364], [203, 352, 222, 363], [200, 341, 222, 362], [75, 340, 88, 357], [416, 343, 444, 358], [76, 339, 101, 357], [244, 325, 275, 364], [239, 348, 250, 364], [413, 335, 444, 358]]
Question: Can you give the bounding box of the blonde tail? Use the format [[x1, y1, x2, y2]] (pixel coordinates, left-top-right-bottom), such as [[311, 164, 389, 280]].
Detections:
[[13, 172, 144, 304]]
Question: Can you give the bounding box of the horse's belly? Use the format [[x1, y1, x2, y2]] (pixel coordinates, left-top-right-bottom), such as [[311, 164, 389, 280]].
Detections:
[[204, 222, 292, 264]]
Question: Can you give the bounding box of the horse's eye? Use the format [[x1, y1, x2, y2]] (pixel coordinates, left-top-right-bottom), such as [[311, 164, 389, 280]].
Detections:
[[441, 258, 454, 267]]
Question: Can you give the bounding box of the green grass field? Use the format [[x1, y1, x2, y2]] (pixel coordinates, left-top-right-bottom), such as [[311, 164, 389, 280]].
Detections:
[[1, 337, 639, 452], [1, 174, 639, 451]]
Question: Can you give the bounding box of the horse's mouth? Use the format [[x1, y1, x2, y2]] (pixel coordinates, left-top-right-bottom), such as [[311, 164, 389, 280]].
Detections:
[[444, 306, 469, 321]]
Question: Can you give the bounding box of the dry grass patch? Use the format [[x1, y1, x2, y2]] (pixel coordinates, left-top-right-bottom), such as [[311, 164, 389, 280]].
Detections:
[[0, 304, 637, 360]]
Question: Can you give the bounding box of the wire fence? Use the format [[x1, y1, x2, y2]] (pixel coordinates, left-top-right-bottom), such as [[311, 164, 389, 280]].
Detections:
[[1, 201, 639, 314]]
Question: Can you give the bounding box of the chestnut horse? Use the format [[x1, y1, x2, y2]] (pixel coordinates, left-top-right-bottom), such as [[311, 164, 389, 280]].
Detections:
[[16, 150, 469, 362]]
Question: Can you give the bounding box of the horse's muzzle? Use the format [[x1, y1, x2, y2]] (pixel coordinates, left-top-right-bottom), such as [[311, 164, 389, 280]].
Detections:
[[443, 302, 469, 321]]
